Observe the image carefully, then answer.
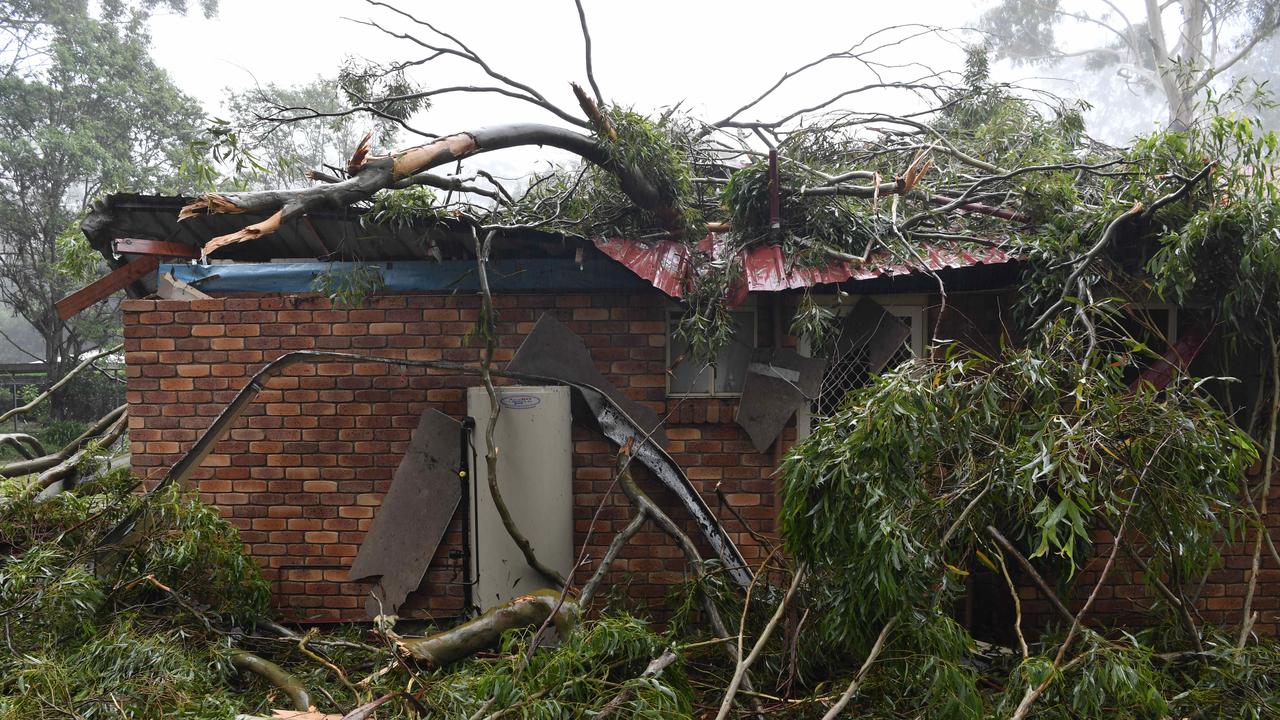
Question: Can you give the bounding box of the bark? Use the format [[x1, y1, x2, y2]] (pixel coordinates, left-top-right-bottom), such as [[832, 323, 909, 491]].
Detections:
[[180, 124, 667, 255], [0, 403, 126, 478], [397, 590, 578, 665], [34, 409, 128, 490], [231, 651, 313, 712], [0, 433, 45, 459]]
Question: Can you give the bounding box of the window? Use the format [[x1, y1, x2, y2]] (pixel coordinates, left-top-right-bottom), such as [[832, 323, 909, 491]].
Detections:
[[797, 297, 925, 437], [667, 309, 757, 396], [1119, 303, 1179, 384], [810, 314, 916, 420]]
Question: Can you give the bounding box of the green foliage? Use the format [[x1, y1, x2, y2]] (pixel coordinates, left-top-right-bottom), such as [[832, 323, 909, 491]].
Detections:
[[364, 185, 444, 228], [789, 290, 838, 350], [0, 470, 268, 719], [311, 263, 387, 308], [773, 332, 1254, 716], [722, 157, 892, 256], [601, 106, 702, 233], [212, 69, 425, 190], [1141, 114, 1280, 343], [413, 613, 692, 718], [0, 0, 204, 380]]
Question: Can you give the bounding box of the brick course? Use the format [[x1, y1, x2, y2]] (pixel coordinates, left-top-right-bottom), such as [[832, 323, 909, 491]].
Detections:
[[122, 290, 1279, 635], [123, 291, 782, 622]]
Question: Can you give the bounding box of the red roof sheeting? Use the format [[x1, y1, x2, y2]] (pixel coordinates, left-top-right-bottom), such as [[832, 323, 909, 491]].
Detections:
[[593, 234, 1016, 299]]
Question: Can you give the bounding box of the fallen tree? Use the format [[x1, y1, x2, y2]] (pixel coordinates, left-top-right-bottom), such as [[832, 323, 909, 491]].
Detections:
[[21, 0, 1280, 717]]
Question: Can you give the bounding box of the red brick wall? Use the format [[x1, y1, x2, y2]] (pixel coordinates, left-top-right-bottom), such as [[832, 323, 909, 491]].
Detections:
[[122, 289, 1278, 635], [122, 291, 782, 622]]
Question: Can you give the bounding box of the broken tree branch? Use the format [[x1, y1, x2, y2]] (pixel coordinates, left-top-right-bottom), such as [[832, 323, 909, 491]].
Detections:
[[474, 228, 566, 589], [714, 563, 807, 720], [1239, 330, 1279, 648], [181, 125, 668, 255], [35, 408, 128, 490], [594, 648, 678, 720], [231, 651, 312, 713], [0, 433, 45, 459], [397, 590, 578, 665], [0, 403, 127, 479], [819, 617, 899, 720], [578, 507, 647, 609], [987, 526, 1075, 627], [0, 343, 120, 427]]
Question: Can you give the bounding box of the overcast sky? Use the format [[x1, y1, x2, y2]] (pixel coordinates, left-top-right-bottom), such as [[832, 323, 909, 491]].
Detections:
[[143, 0, 1175, 178], [142, 1, 1000, 176]]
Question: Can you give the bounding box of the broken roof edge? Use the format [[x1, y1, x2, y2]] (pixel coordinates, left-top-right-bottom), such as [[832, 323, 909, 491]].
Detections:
[[592, 234, 1021, 299], [81, 193, 1023, 300]]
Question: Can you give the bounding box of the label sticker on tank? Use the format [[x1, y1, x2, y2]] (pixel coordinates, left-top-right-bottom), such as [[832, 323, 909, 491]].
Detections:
[[500, 394, 542, 409]]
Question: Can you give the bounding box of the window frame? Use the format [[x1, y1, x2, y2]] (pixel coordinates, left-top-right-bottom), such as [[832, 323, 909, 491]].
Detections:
[[795, 294, 927, 439], [1121, 302, 1179, 346], [665, 304, 759, 398]]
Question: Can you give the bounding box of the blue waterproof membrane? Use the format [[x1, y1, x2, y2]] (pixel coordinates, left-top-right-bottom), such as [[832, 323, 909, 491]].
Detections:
[[161, 258, 652, 294]]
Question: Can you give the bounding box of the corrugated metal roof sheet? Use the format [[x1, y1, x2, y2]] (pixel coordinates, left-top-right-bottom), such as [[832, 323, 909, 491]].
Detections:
[[84, 194, 1018, 298], [592, 234, 1016, 298]]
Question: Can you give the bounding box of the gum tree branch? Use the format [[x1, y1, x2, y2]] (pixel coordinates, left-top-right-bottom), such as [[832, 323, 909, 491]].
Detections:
[[474, 228, 566, 589]]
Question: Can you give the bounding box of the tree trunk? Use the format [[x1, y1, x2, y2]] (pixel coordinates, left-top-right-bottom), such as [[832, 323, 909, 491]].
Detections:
[[182, 123, 671, 255]]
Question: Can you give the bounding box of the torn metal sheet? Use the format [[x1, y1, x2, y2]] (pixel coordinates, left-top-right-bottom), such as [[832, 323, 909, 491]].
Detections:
[[836, 297, 912, 373], [585, 392, 752, 588], [736, 349, 827, 453], [507, 313, 666, 446], [594, 234, 1015, 298], [508, 314, 749, 588], [348, 409, 462, 618]]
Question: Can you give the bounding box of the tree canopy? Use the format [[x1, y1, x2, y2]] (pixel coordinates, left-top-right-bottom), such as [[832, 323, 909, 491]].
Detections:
[[0, 0, 206, 381], [979, 0, 1280, 130]]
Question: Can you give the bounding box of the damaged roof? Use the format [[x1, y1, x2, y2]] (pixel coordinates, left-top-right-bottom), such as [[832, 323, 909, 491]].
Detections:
[[592, 235, 1016, 298], [83, 193, 1020, 298]]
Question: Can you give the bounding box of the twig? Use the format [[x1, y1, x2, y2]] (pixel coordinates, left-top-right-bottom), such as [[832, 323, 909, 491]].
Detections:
[[713, 563, 808, 720], [594, 648, 678, 719], [986, 526, 1075, 626], [0, 343, 120, 427], [819, 617, 898, 720], [1009, 491, 1140, 720], [298, 628, 361, 698], [1238, 330, 1279, 648], [572, 0, 604, 106], [994, 547, 1029, 659]]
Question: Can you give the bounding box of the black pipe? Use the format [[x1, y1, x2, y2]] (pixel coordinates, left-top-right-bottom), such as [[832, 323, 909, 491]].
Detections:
[[457, 416, 479, 613]]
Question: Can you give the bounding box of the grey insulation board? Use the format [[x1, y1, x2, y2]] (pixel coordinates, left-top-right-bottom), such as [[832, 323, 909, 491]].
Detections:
[[506, 313, 666, 447], [348, 409, 462, 618], [735, 349, 827, 453]]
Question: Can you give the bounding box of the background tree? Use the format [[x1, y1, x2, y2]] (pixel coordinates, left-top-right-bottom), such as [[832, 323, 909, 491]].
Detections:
[[980, 0, 1280, 131], [220, 68, 425, 190], [0, 1, 208, 413]]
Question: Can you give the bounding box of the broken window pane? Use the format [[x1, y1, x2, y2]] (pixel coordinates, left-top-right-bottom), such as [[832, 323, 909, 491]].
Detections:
[[811, 314, 913, 420], [667, 309, 757, 396]]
